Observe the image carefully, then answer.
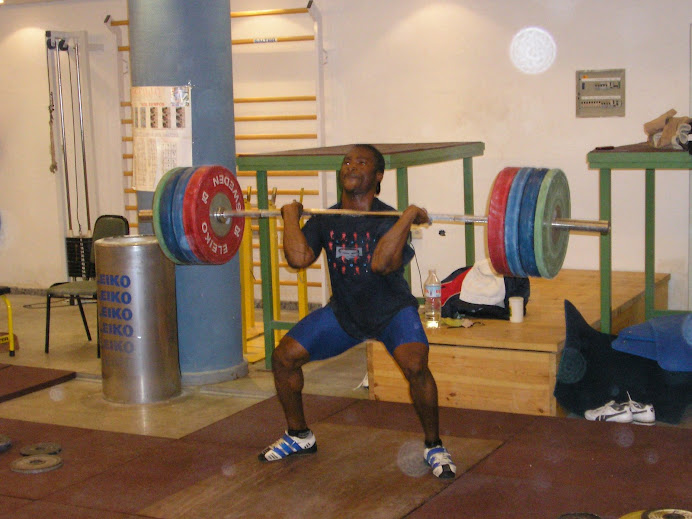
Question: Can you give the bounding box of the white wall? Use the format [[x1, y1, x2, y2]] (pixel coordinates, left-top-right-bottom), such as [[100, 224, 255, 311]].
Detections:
[[0, 0, 126, 288], [1, 0, 691, 311], [318, 0, 692, 308]]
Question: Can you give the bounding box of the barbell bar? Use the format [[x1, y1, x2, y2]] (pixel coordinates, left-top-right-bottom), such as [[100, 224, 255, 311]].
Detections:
[[142, 165, 610, 278], [140, 199, 609, 233], [140, 208, 607, 234]]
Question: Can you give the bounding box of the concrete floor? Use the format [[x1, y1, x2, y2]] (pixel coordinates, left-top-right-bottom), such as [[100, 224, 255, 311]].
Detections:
[[0, 294, 369, 439]]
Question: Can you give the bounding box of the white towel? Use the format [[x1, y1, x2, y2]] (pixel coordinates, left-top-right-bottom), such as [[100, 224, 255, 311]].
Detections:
[[459, 258, 506, 306], [652, 132, 662, 148], [672, 124, 691, 149]]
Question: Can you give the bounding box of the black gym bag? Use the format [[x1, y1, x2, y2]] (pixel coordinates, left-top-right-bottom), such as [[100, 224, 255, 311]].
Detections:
[[440, 265, 530, 321]]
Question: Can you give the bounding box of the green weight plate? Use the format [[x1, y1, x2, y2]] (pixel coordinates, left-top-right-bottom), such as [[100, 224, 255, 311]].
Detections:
[[534, 168, 570, 279], [153, 167, 188, 264]]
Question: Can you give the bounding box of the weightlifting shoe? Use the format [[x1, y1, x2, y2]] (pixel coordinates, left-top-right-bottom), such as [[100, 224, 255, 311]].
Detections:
[[258, 430, 317, 462], [627, 393, 655, 425], [584, 400, 633, 423], [424, 444, 456, 479]]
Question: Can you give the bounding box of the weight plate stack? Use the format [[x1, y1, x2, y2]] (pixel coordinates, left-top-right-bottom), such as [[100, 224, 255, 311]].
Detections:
[[171, 167, 205, 264], [154, 167, 188, 264], [488, 167, 520, 276], [504, 167, 533, 277]]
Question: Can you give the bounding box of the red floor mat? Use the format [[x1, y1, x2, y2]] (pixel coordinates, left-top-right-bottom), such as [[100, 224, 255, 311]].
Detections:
[[0, 364, 75, 403]]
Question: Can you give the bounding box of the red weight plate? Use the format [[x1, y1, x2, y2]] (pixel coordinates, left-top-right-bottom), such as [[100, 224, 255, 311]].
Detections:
[[487, 167, 520, 276], [182, 165, 245, 264]]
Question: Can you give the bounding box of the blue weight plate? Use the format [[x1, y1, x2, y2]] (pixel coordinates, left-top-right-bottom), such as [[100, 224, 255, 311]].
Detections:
[[156, 167, 188, 264], [518, 168, 548, 277], [504, 167, 532, 277], [171, 167, 202, 264]]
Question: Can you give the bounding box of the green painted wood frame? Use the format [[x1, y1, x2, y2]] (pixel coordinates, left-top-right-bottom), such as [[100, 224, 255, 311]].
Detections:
[[587, 143, 692, 333]]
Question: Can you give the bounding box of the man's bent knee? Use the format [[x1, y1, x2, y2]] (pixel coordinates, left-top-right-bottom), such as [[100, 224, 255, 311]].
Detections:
[[272, 336, 310, 372], [392, 342, 429, 381]]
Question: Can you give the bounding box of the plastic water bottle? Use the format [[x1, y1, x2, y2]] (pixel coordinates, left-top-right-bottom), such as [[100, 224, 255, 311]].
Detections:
[[424, 269, 441, 328]]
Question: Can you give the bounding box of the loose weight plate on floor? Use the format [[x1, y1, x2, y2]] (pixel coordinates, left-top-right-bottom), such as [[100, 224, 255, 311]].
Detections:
[[488, 167, 519, 276], [153, 167, 188, 264], [518, 168, 547, 277], [10, 454, 63, 474], [0, 434, 11, 453], [503, 167, 532, 277], [182, 165, 245, 264], [533, 168, 570, 279], [620, 511, 692, 519], [20, 442, 62, 456], [642, 511, 692, 519]]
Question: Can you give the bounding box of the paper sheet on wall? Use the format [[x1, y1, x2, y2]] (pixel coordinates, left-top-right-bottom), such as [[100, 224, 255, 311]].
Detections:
[[131, 86, 192, 192]]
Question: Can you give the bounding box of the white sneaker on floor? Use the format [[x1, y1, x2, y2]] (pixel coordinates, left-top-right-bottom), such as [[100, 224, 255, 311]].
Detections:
[[627, 392, 655, 425], [584, 400, 633, 423]]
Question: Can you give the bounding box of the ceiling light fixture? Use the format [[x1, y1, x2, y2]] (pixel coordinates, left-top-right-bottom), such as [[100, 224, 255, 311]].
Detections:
[[510, 26, 556, 75]]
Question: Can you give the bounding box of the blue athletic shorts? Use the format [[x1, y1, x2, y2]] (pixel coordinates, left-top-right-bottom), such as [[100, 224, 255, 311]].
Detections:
[[286, 305, 428, 361]]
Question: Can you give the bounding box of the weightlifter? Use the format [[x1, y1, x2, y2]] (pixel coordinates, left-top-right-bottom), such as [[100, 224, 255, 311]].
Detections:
[[258, 144, 456, 479]]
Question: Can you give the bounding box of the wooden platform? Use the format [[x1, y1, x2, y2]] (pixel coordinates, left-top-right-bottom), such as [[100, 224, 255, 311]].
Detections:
[[367, 270, 670, 417], [140, 423, 500, 519]]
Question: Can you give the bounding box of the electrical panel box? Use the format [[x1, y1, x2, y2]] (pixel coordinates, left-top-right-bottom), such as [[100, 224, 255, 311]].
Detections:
[[576, 69, 625, 118]]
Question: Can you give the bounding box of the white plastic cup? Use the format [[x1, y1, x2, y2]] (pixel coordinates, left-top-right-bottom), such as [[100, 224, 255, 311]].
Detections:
[[509, 296, 524, 323]]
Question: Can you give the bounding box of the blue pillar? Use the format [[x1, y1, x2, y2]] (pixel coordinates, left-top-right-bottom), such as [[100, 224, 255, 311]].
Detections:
[[128, 0, 247, 384]]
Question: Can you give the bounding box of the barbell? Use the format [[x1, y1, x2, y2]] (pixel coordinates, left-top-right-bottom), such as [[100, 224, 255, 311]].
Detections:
[[142, 164, 609, 278]]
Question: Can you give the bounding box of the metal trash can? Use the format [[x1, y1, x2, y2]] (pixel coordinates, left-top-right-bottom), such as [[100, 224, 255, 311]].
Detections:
[[95, 235, 181, 404]]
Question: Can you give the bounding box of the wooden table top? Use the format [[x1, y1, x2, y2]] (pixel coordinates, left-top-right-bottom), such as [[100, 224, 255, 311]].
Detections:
[[587, 142, 692, 169], [236, 142, 485, 171], [424, 269, 670, 353]]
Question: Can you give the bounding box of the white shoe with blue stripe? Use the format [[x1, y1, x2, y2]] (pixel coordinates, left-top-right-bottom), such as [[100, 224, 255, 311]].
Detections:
[[424, 444, 456, 479], [258, 430, 317, 462]]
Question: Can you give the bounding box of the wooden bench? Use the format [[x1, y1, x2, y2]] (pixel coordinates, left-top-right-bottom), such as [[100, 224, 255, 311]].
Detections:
[[367, 269, 670, 416]]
